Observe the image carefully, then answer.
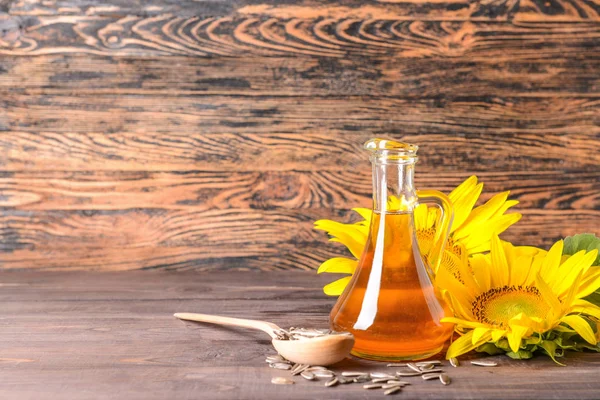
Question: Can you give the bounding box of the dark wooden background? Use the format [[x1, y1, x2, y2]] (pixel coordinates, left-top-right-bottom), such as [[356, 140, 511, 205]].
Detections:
[[0, 0, 598, 272]]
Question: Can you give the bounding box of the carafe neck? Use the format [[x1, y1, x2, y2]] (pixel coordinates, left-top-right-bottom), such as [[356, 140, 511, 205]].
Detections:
[[370, 155, 417, 214]]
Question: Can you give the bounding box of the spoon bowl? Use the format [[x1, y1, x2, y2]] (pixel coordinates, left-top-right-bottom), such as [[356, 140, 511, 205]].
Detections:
[[174, 312, 354, 366], [273, 334, 354, 366]]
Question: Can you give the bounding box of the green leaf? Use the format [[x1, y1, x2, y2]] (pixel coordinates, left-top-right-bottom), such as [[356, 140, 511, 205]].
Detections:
[[506, 350, 533, 359], [475, 343, 504, 356], [538, 340, 565, 366], [563, 234, 600, 265]]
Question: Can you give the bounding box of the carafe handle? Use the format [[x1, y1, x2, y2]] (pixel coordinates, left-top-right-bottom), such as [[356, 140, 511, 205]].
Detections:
[[416, 190, 454, 275]]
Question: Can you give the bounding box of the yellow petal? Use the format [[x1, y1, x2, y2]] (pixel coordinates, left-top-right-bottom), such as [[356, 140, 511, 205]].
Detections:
[[561, 314, 597, 345], [472, 327, 490, 345], [491, 329, 506, 342], [471, 253, 491, 290], [507, 324, 529, 353], [572, 299, 600, 320], [449, 177, 483, 232], [323, 277, 352, 296], [460, 213, 523, 254], [577, 266, 600, 299], [352, 208, 372, 225], [448, 176, 478, 205], [413, 203, 432, 230], [441, 317, 487, 330], [540, 240, 563, 280], [446, 330, 476, 359], [489, 235, 509, 287], [535, 273, 562, 313], [317, 257, 358, 274]]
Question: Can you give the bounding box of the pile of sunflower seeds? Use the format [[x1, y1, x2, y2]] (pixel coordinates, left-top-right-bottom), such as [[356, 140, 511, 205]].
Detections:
[[273, 327, 348, 340], [267, 355, 468, 395]]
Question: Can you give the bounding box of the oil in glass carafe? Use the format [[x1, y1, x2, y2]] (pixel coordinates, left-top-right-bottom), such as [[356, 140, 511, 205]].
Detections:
[[329, 138, 454, 361], [330, 212, 453, 360]]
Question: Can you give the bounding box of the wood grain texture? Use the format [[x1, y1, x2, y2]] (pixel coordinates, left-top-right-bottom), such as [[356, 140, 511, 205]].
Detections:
[[1, 15, 600, 58], [1, 270, 600, 399], [0, 0, 599, 271]]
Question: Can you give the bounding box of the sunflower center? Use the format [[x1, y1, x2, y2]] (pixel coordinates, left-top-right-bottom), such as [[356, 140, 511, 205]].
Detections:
[[472, 285, 550, 327]]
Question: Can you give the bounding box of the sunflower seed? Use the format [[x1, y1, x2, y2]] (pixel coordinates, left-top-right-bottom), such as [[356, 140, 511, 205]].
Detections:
[[301, 371, 315, 381], [313, 371, 335, 378], [387, 363, 407, 367], [341, 371, 364, 377], [406, 363, 421, 372], [396, 371, 422, 377], [372, 378, 390, 383], [450, 358, 460, 368], [271, 377, 294, 385], [416, 360, 442, 366], [266, 355, 286, 363], [382, 383, 404, 389], [306, 366, 328, 371], [384, 386, 403, 395], [387, 380, 410, 386], [471, 360, 498, 367], [425, 368, 443, 374], [363, 384, 383, 389], [440, 373, 451, 385], [270, 363, 292, 370], [338, 377, 354, 384], [422, 373, 442, 381], [419, 364, 435, 371], [291, 364, 309, 375], [353, 375, 370, 383], [325, 377, 339, 387], [370, 372, 395, 379]]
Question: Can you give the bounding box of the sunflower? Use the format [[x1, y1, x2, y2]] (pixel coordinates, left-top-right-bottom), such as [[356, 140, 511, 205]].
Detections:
[[314, 176, 522, 296], [440, 236, 600, 360]]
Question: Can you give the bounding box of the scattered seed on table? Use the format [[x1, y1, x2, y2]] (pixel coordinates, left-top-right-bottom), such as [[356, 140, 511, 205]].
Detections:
[[325, 377, 339, 387], [353, 375, 370, 383], [450, 358, 460, 368], [440, 373, 451, 385], [306, 366, 328, 371], [363, 384, 383, 389], [396, 371, 422, 377], [301, 371, 315, 381], [314, 371, 335, 378], [471, 360, 498, 367], [338, 377, 354, 384], [382, 383, 404, 390], [384, 386, 402, 395], [266, 355, 286, 363], [372, 378, 390, 383], [419, 364, 435, 371], [341, 372, 364, 377], [370, 372, 395, 379], [417, 360, 442, 366], [387, 380, 410, 385], [271, 363, 292, 370], [407, 363, 421, 372], [291, 364, 309, 375], [422, 373, 442, 381], [271, 377, 294, 385]]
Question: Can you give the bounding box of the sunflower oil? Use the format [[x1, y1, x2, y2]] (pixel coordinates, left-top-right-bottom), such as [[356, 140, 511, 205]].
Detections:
[[329, 138, 454, 361], [330, 212, 453, 360]]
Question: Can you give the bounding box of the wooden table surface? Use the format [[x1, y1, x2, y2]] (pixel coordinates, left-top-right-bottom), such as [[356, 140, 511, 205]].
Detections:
[[2, 270, 600, 400]]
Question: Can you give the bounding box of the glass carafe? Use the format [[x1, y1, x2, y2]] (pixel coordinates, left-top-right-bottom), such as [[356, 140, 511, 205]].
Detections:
[[330, 138, 454, 361]]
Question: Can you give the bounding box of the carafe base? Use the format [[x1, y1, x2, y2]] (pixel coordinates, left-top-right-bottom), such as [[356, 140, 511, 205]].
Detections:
[[350, 345, 444, 362]]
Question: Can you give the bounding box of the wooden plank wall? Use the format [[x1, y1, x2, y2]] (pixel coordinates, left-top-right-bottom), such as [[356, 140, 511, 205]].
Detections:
[[0, 0, 598, 271]]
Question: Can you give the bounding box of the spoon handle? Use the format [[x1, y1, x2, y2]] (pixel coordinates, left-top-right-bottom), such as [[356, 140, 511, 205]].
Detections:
[[174, 312, 282, 339]]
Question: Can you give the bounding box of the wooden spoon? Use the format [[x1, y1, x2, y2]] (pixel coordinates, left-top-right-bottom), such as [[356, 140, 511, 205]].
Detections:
[[174, 312, 354, 366]]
